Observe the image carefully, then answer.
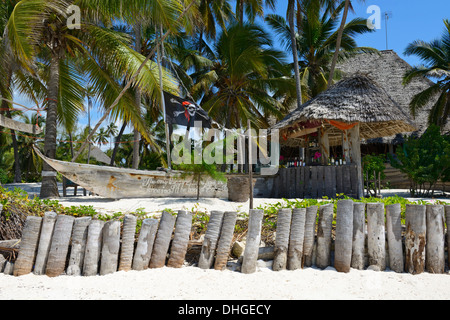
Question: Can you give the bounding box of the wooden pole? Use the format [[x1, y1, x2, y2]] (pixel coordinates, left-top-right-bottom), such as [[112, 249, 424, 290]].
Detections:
[[248, 119, 254, 210], [83, 220, 105, 276], [303, 205, 318, 267], [241, 209, 264, 274], [214, 211, 238, 271], [349, 124, 363, 199], [273, 209, 292, 271], [386, 203, 404, 273], [118, 215, 137, 272], [316, 203, 334, 269], [100, 220, 121, 276], [334, 200, 354, 273], [167, 210, 193, 268], [366, 203, 386, 271], [199, 211, 224, 269], [33, 212, 57, 275], [150, 211, 177, 268], [132, 218, 159, 271], [13, 216, 42, 277], [426, 205, 445, 274], [405, 204, 426, 274], [287, 208, 306, 270], [445, 205, 450, 269], [67, 217, 91, 276], [351, 202, 366, 270], [45, 215, 75, 277]]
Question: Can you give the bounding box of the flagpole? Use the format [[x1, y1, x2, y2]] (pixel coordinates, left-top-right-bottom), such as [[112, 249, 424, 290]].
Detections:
[[157, 26, 172, 170]]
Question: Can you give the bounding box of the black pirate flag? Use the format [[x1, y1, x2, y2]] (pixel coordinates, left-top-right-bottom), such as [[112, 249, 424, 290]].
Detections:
[[164, 92, 212, 129]]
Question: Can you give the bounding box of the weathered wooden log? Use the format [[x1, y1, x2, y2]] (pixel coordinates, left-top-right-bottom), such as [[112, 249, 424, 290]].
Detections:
[[334, 200, 353, 273], [118, 215, 137, 272], [351, 203, 366, 270], [100, 220, 121, 275], [198, 211, 224, 269], [45, 215, 75, 277], [405, 204, 426, 274], [445, 205, 450, 268], [33, 212, 57, 275], [316, 203, 334, 269], [167, 210, 193, 268], [149, 211, 176, 268], [273, 209, 292, 271], [386, 203, 404, 273], [214, 211, 238, 271], [287, 208, 306, 270], [426, 205, 445, 274], [303, 205, 318, 267], [367, 203, 386, 271], [13, 216, 42, 277], [66, 217, 91, 276], [83, 220, 105, 276], [132, 218, 158, 271], [241, 209, 264, 274]]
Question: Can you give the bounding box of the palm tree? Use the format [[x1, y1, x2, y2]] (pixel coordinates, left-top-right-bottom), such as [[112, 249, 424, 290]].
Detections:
[[235, 0, 277, 25], [403, 19, 450, 128], [94, 127, 109, 147], [105, 122, 118, 150]]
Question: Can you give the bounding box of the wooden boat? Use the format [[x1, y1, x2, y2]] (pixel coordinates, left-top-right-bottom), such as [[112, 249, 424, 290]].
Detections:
[[34, 146, 227, 199]]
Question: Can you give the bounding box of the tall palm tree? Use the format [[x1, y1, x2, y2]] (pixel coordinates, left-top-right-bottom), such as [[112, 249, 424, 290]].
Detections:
[[105, 122, 118, 150], [236, 0, 277, 25], [94, 127, 109, 147], [403, 19, 450, 128]]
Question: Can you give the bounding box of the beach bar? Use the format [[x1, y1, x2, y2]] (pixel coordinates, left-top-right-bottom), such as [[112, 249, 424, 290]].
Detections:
[[271, 75, 416, 199]]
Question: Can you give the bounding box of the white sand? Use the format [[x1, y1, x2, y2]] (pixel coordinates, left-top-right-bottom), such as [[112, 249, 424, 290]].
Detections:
[[2, 185, 450, 300]]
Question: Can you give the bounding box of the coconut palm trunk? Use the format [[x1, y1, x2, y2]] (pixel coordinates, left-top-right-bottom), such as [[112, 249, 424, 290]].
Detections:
[[46, 215, 75, 277], [273, 209, 292, 271], [287, 207, 306, 270], [13, 216, 42, 277], [33, 212, 57, 275], [132, 22, 142, 170], [132, 218, 159, 270], [149, 211, 177, 268], [118, 215, 137, 272], [167, 210, 193, 268], [214, 211, 238, 271], [67, 217, 92, 276], [288, 0, 302, 108], [199, 211, 224, 269]]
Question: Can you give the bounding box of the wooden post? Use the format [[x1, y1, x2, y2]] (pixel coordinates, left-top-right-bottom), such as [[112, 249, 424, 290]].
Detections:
[[33, 212, 57, 275], [334, 200, 353, 273], [132, 218, 159, 271], [13, 216, 42, 277], [316, 204, 334, 269], [426, 205, 445, 274], [67, 217, 91, 276], [214, 211, 238, 271], [386, 203, 404, 273], [83, 220, 105, 276], [445, 205, 450, 269], [303, 205, 318, 267], [287, 208, 306, 270], [118, 215, 137, 272], [273, 209, 292, 271], [150, 211, 177, 268], [100, 220, 121, 275], [167, 210, 193, 268], [351, 202, 366, 270], [248, 119, 254, 210], [199, 211, 224, 269], [241, 209, 264, 274], [366, 203, 386, 271], [348, 123, 363, 199], [405, 204, 426, 274], [45, 215, 75, 277], [319, 128, 330, 165]]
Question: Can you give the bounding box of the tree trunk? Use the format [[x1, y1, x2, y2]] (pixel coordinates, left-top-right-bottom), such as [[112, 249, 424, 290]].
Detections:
[[334, 199, 353, 273], [351, 203, 366, 270], [273, 209, 292, 271], [426, 205, 445, 274], [13, 216, 42, 277], [40, 52, 61, 198], [110, 121, 127, 166], [100, 220, 121, 275], [67, 217, 91, 276], [46, 215, 75, 277], [445, 205, 450, 268], [366, 203, 386, 271], [327, 0, 350, 89], [287, 207, 306, 270], [316, 203, 334, 269], [4, 108, 21, 183], [241, 209, 264, 274], [405, 204, 426, 274], [167, 210, 193, 268], [199, 211, 225, 270], [83, 220, 105, 276], [118, 215, 137, 272], [132, 218, 159, 271], [33, 212, 57, 275], [132, 22, 142, 170], [288, 0, 303, 109], [303, 205, 318, 267], [150, 211, 177, 268], [197, 174, 201, 200], [214, 211, 238, 271], [386, 203, 404, 273]]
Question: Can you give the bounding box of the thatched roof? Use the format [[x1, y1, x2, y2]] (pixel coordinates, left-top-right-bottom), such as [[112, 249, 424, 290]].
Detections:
[[273, 74, 416, 147]]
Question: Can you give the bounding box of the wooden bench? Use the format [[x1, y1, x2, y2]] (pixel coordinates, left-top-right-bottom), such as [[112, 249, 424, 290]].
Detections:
[[63, 177, 86, 196]]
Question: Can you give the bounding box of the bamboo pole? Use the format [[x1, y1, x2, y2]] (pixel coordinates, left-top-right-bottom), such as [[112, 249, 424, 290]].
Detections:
[[83, 220, 105, 276], [13, 216, 42, 277], [132, 218, 159, 271], [303, 205, 318, 267], [150, 211, 177, 268], [241, 209, 264, 274], [118, 215, 137, 272], [214, 211, 238, 271], [67, 217, 91, 276], [167, 210, 193, 268], [334, 200, 354, 273], [45, 215, 75, 277], [386, 203, 404, 273], [366, 203, 386, 271], [100, 220, 121, 276], [405, 204, 426, 274], [199, 211, 224, 269], [316, 204, 334, 269], [273, 209, 292, 271], [287, 208, 306, 270], [351, 203, 366, 270], [33, 212, 57, 275], [426, 205, 445, 274]]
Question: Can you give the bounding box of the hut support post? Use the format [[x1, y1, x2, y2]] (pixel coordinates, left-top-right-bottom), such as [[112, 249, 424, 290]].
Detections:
[[319, 128, 330, 165], [348, 124, 363, 199]]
